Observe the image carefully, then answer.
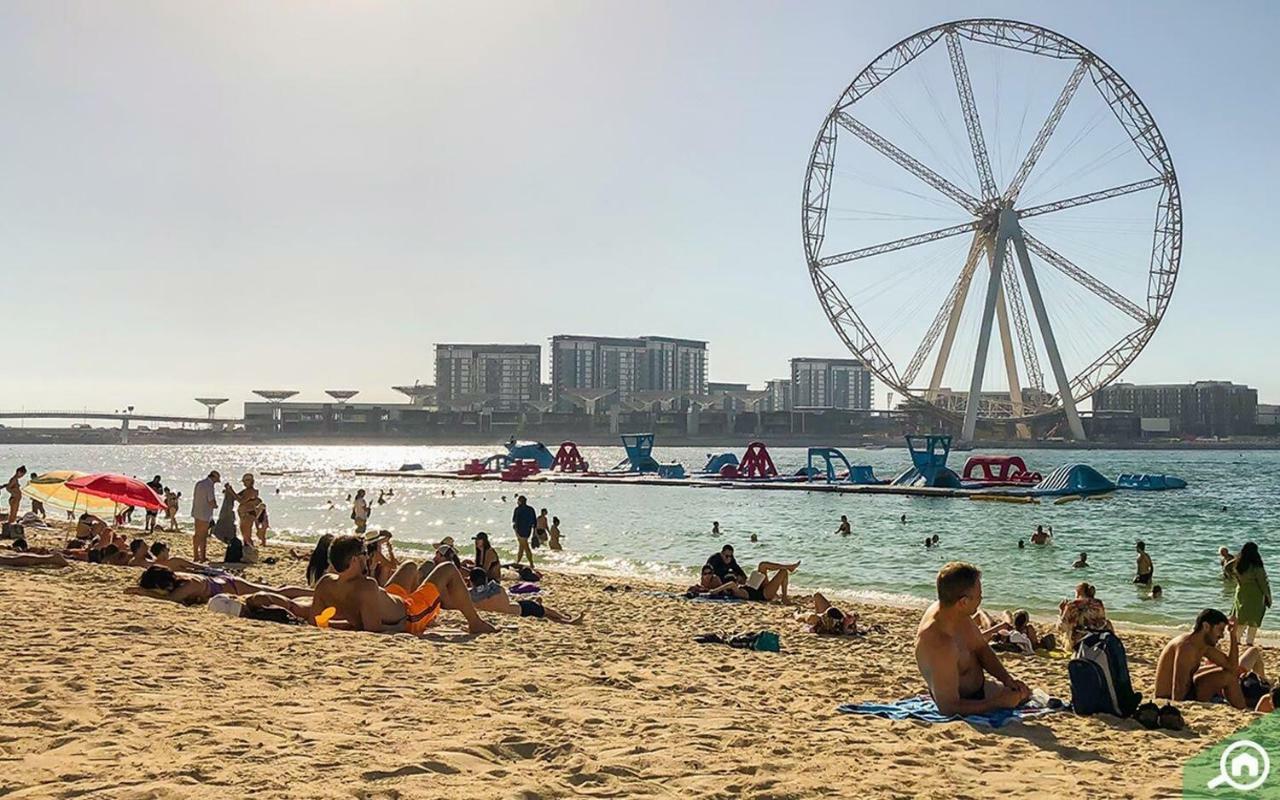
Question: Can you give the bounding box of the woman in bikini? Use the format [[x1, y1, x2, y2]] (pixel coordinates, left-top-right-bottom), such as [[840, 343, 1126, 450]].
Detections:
[[472, 532, 502, 582], [234, 474, 264, 546], [127, 565, 313, 606], [6, 466, 26, 525]]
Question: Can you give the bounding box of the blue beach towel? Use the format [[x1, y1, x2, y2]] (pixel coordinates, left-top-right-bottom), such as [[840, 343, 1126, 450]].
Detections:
[[837, 694, 1059, 728]]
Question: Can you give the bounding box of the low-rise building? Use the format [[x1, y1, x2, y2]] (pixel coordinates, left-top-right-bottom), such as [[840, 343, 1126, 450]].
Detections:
[[1093, 380, 1258, 437]]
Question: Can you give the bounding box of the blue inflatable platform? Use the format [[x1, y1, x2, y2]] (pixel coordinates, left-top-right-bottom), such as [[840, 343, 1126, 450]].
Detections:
[[1115, 473, 1188, 491]]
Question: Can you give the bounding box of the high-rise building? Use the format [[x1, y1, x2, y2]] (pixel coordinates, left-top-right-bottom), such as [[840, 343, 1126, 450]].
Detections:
[[790, 357, 873, 410], [550, 335, 648, 408], [642, 336, 708, 395], [549, 334, 708, 408], [765, 379, 792, 412], [1093, 381, 1258, 437], [434, 344, 541, 411]]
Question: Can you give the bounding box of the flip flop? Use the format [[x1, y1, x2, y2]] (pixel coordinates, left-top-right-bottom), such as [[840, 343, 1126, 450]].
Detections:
[[1133, 701, 1160, 730], [1157, 704, 1185, 731]]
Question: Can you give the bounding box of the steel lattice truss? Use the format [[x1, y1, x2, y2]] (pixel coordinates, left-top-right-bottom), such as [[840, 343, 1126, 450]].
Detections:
[[801, 18, 1181, 432]]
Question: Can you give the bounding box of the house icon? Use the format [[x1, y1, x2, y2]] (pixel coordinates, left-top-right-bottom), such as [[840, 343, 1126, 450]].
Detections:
[[1229, 750, 1262, 780]]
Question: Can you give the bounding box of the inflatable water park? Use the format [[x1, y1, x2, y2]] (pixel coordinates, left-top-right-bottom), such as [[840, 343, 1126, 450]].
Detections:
[[356, 434, 1187, 502]]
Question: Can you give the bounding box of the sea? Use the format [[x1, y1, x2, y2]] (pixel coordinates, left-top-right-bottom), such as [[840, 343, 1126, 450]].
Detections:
[[4, 443, 1276, 631]]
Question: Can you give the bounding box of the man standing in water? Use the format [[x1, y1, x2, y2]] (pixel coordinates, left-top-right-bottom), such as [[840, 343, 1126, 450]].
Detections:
[[512, 495, 537, 568], [1134, 541, 1154, 585], [191, 470, 219, 563], [915, 562, 1031, 715], [836, 515, 851, 536]]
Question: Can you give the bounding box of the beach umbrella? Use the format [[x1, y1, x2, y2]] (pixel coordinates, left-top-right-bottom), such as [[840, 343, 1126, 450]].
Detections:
[[24, 470, 119, 516], [64, 473, 165, 512]]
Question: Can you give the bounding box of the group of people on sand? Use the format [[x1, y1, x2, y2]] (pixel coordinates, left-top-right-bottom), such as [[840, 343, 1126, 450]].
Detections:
[[687, 543, 800, 603], [916, 559, 1278, 718], [191, 470, 270, 564]]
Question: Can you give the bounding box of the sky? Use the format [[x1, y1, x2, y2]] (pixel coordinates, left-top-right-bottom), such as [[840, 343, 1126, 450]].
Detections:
[[1, 0, 1276, 416]]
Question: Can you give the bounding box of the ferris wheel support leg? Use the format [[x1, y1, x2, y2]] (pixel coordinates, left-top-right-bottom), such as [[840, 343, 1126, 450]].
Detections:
[[1009, 223, 1087, 441], [960, 222, 1012, 442], [927, 236, 985, 402]]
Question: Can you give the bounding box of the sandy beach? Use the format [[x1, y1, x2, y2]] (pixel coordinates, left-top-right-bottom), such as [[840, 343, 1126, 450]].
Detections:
[[0, 525, 1261, 799]]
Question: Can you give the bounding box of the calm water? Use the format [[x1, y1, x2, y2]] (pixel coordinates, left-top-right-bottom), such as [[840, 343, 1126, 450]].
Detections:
[[4, 443, 1276, 628]]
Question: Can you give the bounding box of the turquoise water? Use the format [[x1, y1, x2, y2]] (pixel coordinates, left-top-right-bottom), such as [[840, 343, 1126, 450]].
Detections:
[[4, 443, 1276, 628]]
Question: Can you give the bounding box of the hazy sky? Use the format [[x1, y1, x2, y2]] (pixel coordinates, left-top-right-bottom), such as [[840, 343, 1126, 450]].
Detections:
[[2, 0, 1276, 415]]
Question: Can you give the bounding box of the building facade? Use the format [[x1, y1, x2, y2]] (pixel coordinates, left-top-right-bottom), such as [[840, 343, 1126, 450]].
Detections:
[[549, 334, 708, 409], [765, 379, 792, 412], [1259, 404, 1280, 429], [550, 335, 648, 409], [790, 358, 873, 410], [642, 336, 708, 395], [434, 344, 542, 411], [1093, 381, 1259, 437]]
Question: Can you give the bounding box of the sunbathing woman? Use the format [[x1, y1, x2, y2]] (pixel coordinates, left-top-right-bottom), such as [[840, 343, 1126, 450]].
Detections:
[[686, 564, 749, 599], [796, 592, 863, 635], [148, 542, 214, 573], [0, 550, 69, 568], [468, 568, 581, 624], [741, 560, 800, 603], [127, 565, 313, 606]]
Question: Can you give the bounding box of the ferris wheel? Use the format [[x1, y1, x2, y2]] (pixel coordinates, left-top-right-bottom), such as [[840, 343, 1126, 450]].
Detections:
[[802, 19, 1181, 439]]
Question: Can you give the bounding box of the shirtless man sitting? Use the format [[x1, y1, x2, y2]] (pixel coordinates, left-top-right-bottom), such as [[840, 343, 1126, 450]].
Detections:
[[310, 535, 496, 635], [1154, 609, 1267, 709], [915, 562, 1031, 715]]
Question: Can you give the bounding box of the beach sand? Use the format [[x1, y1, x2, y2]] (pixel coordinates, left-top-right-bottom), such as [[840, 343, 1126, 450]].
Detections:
[[0, 526, 1261, 799]]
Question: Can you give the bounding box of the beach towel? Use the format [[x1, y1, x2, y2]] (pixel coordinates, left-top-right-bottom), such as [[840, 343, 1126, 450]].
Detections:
[[837, 693, 1060, 728], [641, 590, 747, 604]]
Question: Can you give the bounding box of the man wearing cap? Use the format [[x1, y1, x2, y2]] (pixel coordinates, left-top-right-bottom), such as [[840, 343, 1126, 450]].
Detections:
[[512, 495, 537, 568], [191, 470, 220, 563]]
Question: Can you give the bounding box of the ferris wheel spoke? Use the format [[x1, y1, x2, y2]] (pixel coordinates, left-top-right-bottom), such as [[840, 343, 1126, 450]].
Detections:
[[834, 112, 982, 214], [1021, 233, 1151, 324], [945, 31, 999, 200], [817, 220, 980, 267], [1003, 60, 1090, 204], [1017, 176, 1166, 219], [901, 234, 985, 387]]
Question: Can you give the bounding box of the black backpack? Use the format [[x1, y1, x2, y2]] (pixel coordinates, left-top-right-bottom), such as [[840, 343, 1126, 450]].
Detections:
[[1068, 631, 1142, 717]]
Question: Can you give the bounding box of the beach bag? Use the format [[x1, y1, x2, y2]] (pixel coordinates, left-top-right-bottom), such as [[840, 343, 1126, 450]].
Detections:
[[1069, 632, 1141, 717]]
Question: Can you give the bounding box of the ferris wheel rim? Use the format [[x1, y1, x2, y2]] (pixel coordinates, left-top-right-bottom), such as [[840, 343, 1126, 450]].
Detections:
[[802, 18, 1181, 423]]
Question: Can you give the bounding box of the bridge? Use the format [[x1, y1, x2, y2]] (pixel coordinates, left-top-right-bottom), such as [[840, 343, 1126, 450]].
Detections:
[[0, 410, 244, 443]]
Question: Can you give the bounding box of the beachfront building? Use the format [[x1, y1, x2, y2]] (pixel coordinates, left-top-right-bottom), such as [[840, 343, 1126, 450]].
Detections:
[[765, 378, 792, 412], [1259, 403, 1280, 429], [790, 358, 872, 410], [1093, 380, 1259, 437], [549, 335, 648, 410], [549, 334, 708, 410], [435, 343, 542, 412], [641, 336, 708, 396]]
